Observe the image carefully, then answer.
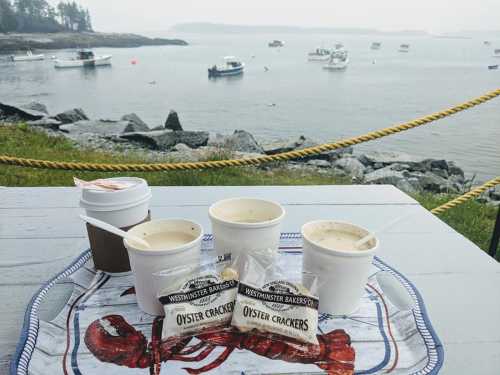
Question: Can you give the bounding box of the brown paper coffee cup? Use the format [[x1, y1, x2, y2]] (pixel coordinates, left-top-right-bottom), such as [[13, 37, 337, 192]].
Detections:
[[86, 211, 151, 273]]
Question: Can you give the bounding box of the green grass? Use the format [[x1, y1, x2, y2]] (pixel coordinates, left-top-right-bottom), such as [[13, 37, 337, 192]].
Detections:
[[0, 124, 349, 187], [1, 124, 497, 255], [415, 193, 497, 255]]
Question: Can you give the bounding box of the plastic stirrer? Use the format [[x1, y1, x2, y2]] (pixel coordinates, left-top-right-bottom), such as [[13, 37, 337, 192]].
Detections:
[[355, 212, 414, 249], [79, 215, 151, 249]]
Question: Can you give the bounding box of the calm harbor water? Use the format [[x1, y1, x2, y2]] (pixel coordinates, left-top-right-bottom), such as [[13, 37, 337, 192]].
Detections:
[[1, 32, 499, 181]]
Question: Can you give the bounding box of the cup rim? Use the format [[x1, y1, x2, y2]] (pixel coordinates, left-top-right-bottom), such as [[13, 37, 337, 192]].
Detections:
[[301, 220, 379, 257], [124, 218, 203, 256], [208, 197, 285, 229]]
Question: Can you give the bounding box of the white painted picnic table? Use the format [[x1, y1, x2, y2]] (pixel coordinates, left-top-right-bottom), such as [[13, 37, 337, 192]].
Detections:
[[1, 185, 500, 374]]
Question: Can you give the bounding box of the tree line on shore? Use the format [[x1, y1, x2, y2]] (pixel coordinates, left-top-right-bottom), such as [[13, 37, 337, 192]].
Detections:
[[0, 0, 92, 33]]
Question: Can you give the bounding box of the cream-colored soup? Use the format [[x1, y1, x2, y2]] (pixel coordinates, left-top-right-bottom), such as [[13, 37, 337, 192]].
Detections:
[[140, 231, 196, 250], [309, 229, 370, 251]]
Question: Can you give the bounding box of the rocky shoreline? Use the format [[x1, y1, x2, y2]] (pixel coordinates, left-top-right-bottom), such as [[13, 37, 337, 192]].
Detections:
[[1, 101, 498, 205], [0, 32, 187, 53]]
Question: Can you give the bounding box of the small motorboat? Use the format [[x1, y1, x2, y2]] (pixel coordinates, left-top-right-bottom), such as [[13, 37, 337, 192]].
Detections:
[[323, 49, 349, 71], [334, 42, 344, 50], [399, 44, 410, 52], [268, 40, 285, 48], [484, 41, 491, 46], [488, 65, 499, 70], [208, 56, 245, 78], [54, 49, 112, 69], [308, 47, 331, 61], [493, 49, 500, 58], [10, 50, 45, 62], [371, 42, 382, 50]]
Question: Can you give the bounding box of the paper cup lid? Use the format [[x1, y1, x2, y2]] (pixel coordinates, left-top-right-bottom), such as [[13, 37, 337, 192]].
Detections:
[[80, 177, 151, 211]]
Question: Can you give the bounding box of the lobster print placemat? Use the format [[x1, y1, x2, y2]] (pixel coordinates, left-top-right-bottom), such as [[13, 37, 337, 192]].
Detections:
[[12, 233, 443, 375]]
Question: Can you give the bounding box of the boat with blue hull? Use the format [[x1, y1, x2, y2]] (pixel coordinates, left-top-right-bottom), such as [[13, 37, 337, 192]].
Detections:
[[208, 56, 245, 78]]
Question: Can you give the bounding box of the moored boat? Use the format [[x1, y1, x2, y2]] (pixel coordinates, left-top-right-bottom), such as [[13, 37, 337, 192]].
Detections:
[[488, 64, 498, 70], [208, 56, 245, 78], [308, 47, 331, 61], [371, 42, 382, 50], [268, 40, 285, 48], [493, 49, 500, 58], [323, 49, 349, 71], [54, 50, 112, 69], [484, 41, 491, 46], [10, 50, 45, 62], [398, 44, 410, 52]]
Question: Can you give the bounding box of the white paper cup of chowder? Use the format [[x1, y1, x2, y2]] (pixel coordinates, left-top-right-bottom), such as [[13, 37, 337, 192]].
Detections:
[[209, 198, 285, 261], [124, 219, 203, 315], [302, 220, 378, 315], [79, 177, 151, 228]]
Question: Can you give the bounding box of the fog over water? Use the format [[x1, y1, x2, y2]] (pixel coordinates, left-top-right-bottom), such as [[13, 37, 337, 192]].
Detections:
[[47, 0, 500, 34]]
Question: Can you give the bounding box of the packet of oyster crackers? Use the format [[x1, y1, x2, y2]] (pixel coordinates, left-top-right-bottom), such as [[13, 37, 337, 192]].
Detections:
[[231, 250, 320, 345], [157, 255, 239, 339]]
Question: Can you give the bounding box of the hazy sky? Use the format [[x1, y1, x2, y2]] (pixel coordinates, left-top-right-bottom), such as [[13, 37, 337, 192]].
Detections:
[[49, 0, 500, 34]]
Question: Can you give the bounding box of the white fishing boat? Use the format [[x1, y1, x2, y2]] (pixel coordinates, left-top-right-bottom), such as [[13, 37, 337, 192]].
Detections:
[[54, 50, 112, 69], [10, 51, 45, 62], [323, 49, 349, 71], [398, 44, 410, 52], [208, 56, 245, 78], [308, 47, 331, 61], [268, 40, 285, 48], [371, 42, 382, 50], [493, 49, 500, 58]]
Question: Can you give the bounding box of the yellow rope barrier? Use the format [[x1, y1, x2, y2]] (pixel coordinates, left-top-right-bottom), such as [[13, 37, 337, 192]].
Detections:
[[0, 88, 499, 172], [431, 177, 500, 215]]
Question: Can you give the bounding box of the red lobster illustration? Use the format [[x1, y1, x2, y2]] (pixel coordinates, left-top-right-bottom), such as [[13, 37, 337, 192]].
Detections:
[[85, 314, 355, 375]]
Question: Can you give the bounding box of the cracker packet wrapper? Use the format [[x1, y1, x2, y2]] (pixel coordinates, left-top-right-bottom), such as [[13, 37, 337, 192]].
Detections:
[[156, 254, 239, 339], [231, 250, 320, 345]]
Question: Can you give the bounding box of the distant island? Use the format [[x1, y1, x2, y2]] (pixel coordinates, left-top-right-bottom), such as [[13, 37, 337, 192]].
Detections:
[[0, 0, 187, 52], [170, 22, 429, 36], [0, 32, 188, 53]]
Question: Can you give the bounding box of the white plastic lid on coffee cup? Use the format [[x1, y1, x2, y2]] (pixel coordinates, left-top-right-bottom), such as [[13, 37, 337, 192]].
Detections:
[[80, 177, 151, 228]]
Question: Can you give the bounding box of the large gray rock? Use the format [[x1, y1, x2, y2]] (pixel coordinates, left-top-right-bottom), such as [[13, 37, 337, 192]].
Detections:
[[54, 108, 89, 124], [120, 130, 209, 150], [390, 163, 411, 172], [164, 110, 183, 131], [172, 143, 192, 152], [333, 157, 366, 180], [394, 179, 418, 194], [428, 159, 449, 171], [60, 119, 147, 136], [364, 166, 408, 185], [121, 113, 149, 131], [26, 118, 62, 130], [448, 161, 465, 178], [431, 168, 448, 179], [221, 130, 264, 153], [306, 159, 331, 168], [20, 102, 48, 115], [262, 136, 318, 155], [0, 102, 46, 121], [323, 147, 354, 161], [358, 151, 426, 167], [418, 172, 459, 193]]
